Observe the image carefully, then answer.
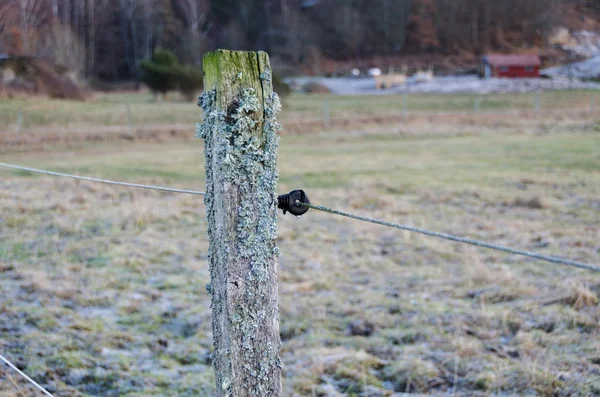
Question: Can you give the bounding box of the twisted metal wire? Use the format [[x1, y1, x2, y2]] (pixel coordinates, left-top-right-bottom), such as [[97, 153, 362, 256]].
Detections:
[[0, 162, 205, 196], [1, 160, 597, 272], [298, 202, 600, 272], [0, 354, 55, 397]]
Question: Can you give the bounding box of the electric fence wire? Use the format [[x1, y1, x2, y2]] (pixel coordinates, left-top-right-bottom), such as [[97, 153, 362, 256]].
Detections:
[[297, 202, 600, 273], [0, 161, 597, 272], [0, 354, 55, 397], [0, 163, 205, 196]]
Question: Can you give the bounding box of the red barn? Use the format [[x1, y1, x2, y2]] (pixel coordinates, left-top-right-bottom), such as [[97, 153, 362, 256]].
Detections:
[[481, 54, 541, 78]]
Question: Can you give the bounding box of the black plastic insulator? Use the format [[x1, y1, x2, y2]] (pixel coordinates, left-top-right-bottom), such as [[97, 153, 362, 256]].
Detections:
[[277, 190, 310, 216]]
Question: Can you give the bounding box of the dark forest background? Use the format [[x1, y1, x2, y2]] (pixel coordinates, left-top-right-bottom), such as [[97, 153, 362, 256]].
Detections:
[[0, 0, 598, 81]]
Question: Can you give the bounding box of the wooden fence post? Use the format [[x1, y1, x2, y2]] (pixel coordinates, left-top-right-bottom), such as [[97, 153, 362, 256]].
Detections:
[[323, 98, 330, 130], [17, 109, 23, 134], [126, 104, 134, 136], [198, 50, 282, 397], [474, 96, 481, 114]]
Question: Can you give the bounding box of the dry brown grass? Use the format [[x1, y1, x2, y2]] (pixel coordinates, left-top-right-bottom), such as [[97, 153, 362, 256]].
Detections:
[[0, 117, 599, 396]]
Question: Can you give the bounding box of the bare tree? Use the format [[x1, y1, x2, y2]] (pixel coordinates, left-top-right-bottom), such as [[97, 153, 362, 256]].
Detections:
[[141, 0, 152, 61], [19, 0, 46, 54], [336, 5, 362, 60], [0, 3, 12, 53], [278, 0, 310, 65], [63, 0, 70, 25], [0, 0, 575, 82], [86, 0, 109, 76], [118, 0, 139, 76], [50, 0, 58, 19], [73, 0, 80, 36], [38, 22, 85, 75], [0, 2, 13, 32], [177, 0, 210, 64]]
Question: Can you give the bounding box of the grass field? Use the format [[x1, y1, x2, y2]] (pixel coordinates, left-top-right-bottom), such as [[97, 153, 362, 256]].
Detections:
[[0, 90, 598, 132], [1, 93, 600, 396]]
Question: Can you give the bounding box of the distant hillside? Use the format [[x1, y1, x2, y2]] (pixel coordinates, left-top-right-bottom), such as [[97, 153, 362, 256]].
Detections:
[[299, 1, 600, 76], [0, 0, 599, 81]]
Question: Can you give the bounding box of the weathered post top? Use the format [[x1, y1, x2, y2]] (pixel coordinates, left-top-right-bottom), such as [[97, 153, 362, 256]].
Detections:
[[197, 50, 282, 397], [203, 50, 270, 103]]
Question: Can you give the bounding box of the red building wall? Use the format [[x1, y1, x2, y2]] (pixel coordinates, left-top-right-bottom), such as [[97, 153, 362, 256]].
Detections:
[[493, 66, 540, 78]]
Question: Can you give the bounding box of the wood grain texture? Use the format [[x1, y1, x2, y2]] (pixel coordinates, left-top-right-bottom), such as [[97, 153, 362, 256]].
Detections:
[[201, 50, 282, 397]]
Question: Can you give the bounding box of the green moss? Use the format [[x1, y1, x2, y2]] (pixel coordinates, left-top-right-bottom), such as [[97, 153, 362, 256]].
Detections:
[[48, 351, 93, 369], [474, 371, 496, 390], [197, 50, 282, 396], [0, 242, 28, 261], [382, 358, 442, 393], [26, 310, 59, 330]]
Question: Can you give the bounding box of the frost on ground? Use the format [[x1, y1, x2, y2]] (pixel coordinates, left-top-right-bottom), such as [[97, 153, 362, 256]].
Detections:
[[288, 75, 600, 95], [0, 116, 599, 396]]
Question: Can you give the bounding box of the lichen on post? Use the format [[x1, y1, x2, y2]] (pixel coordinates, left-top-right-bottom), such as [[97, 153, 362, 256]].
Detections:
[[197, 50, 282, 397]]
